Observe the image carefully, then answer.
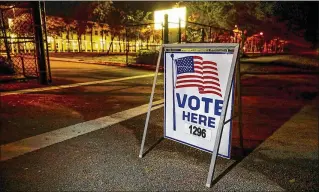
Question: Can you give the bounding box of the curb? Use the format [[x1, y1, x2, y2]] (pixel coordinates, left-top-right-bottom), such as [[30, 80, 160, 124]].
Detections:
[[49, 57, 164, 71], [49, 57, 127, 67]]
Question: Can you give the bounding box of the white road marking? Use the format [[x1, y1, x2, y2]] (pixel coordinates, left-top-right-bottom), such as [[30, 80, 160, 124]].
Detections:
[[0, 99, 164, 161], [1, 74, 160, 96]]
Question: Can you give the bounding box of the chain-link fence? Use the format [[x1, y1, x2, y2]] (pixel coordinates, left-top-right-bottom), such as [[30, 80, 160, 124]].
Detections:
[[125, 23, 162, 65], [125, 23, 162, 52], [183, 20, 236, 43], [0, 4, 39, 81], [123, 20, 236, 66], [0, 2, 52, 84]]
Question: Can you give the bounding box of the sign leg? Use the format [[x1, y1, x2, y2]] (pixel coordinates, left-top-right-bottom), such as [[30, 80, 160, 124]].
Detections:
[[205, 89, 232, 187], [171, 54, 177, 131], [139, 46, 163, 158], [206, 46, 239, 187]]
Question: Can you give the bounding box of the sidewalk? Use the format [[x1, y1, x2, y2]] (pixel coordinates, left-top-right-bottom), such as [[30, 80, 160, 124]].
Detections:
[[49, 57, 127, 67], [49, 57, 163, 73], [50, 54, 319, 72], [241, 54, 319, 70], [49, 57, 162, 71], [212, 97, 318, 191]]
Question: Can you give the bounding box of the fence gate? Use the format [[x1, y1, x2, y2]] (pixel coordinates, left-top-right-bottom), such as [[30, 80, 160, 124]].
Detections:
[[0, 2, 50, 82]]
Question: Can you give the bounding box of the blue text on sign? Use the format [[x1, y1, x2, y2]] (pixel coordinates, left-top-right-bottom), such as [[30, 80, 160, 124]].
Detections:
[[176, 93, 223, 115]]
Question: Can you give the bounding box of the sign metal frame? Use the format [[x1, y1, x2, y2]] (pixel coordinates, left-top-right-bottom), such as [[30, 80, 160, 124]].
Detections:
[[139, 43, 240, 188]]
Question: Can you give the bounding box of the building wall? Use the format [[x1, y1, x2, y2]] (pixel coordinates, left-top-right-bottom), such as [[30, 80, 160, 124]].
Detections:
[[47, 30, 127, 53], [4, 15, 163, 54]]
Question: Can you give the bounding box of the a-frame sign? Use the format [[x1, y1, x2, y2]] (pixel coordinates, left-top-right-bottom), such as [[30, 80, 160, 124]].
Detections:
[[139, 43, 240, 187]]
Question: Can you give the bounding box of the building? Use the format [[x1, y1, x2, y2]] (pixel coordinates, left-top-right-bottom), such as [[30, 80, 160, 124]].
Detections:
[[4, 10, 162, 54]]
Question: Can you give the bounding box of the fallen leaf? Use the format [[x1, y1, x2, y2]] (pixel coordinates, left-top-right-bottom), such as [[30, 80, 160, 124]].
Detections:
[[289, 178, 296, 183]]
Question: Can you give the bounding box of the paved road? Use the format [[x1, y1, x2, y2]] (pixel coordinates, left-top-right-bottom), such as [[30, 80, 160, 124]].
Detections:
[[0, 59, 318, 191], [1, 61, 164, 144]]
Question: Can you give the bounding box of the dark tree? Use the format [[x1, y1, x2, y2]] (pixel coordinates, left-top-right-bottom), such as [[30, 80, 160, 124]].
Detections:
[[274, 2, 319, 48]]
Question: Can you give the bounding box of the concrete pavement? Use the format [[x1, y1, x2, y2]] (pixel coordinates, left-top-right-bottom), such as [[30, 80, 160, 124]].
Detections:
[[212, 97, 318, 191], [1, 99, 164, 161], [1, 58, 318, 191], [49, 57, 127, 66], [0, 96, 317, 191], [1, 60, 164, 144]]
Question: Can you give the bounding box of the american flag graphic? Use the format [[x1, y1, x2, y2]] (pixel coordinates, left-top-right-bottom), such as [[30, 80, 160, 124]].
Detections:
[[174, 56, 222, 97]]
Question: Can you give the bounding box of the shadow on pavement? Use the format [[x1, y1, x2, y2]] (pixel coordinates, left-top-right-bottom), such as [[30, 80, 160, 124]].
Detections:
[[120, 73, 318, 162]]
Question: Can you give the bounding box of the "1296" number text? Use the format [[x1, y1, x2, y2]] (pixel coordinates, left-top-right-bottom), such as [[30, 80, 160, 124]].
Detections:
[[189, 125, 206, 138]]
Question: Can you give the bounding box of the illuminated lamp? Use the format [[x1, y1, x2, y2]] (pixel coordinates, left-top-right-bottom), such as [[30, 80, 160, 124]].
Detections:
[[154, 7, 186, 30]]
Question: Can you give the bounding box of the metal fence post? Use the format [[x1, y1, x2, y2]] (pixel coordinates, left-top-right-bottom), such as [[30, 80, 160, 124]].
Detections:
[[178, 18, 181, 43], [209, 27, 212, 42], [201, 28, 205, 42], [0, 10, 12, 61], [40, 1, 52, 83], [164, 14, 169, 44], [32, 1, 48, 85], [21, 56, 26, 77]]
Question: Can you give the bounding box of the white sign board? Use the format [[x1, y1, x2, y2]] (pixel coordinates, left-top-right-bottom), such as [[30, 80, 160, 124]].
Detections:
[[164, 51, 235, 158]]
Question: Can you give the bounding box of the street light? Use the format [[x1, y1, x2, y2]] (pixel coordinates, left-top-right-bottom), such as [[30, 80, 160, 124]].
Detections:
[[233, 25, 240, 43], [154, 7, 186, 30], [259, 32, 264, 53]]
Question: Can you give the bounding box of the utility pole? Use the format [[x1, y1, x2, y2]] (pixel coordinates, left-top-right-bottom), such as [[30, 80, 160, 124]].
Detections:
[[32, 1, 48, 85]]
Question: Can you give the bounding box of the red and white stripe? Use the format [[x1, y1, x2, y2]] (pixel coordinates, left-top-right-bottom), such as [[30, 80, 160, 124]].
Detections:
[[175, 56, 222, 97]]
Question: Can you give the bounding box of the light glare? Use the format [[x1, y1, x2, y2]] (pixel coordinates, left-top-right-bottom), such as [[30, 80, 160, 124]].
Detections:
[[154, 7, 186, 30]]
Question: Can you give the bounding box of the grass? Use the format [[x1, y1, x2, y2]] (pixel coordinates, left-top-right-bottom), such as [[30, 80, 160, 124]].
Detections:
[[49, 52, 136, 64], [75, 55, 136, 64], [50, 52, 319, 70], [241, 55, 319, 69]]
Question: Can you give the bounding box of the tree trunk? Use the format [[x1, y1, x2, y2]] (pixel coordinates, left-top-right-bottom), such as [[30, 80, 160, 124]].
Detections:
[[84, 34, 87, 52], [101, 32, 104, 52], [104, 34, 107, 52], [122, 34, 126, 52], [67, 29, 70, 52], [135, 38, 137, 52], [61, 38, 64, 52], [106, 35, 115, 55], [53, 38, 57, 53], [119, 35, 121, 52], [91, 26, 93, 52], [111, 34, 114, 52], [78, 35, 81, 52]]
